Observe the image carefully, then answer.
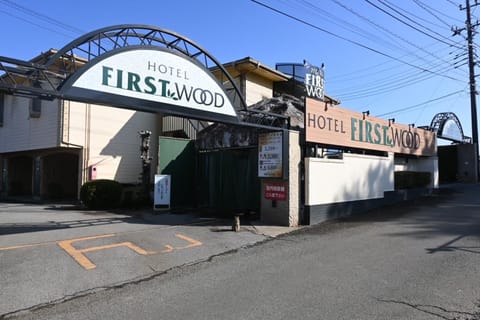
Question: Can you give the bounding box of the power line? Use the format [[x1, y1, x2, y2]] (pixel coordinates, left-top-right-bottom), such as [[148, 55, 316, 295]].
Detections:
[[250, 0, 463, 82], [333, 67, 459, 101], [331, 49, 466, 90], [333, 62, 466, 101], [251, 0, 469, 118], [375, 90, 464, 117], [0, 0, 84, 36], [385, 0, 450, 30], [413, 0, 462, 26], [329, 44, 467, 83], [329, 0, 463, 74], [0, 8, 74, 38], [446, 0, 461, 7], [294, 0, 414, 54], [298, 0, 446, 72], [365, 0, 463, 49]]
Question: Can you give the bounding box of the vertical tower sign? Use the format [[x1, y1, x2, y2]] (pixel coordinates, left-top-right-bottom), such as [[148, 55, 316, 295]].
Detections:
[[304, 61, 325, 101]]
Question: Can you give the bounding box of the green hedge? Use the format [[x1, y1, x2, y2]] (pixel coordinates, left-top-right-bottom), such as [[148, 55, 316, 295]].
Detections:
[[80, 179, 123, 209], [395, 171, 431, 190]]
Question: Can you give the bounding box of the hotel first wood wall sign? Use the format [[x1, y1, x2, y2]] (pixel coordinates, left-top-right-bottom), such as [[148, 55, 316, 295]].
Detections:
[[305, 98, 436, 157]]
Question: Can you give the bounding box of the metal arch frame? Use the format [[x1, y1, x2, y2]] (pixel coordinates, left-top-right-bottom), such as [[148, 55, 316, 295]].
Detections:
[[0, 24, 247, 112], [429, 112, 470, 143]]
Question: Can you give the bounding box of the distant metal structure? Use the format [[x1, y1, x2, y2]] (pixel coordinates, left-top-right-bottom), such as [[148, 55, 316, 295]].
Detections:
[[428, 112, 471, 143]]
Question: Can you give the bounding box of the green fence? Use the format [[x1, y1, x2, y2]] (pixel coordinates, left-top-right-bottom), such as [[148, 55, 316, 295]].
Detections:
[[158, 137, 195, 207], [197, 148, 260, 216]]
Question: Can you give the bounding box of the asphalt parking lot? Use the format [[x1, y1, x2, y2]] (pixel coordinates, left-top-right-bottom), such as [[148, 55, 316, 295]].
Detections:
[[0, 203, 288, 317]]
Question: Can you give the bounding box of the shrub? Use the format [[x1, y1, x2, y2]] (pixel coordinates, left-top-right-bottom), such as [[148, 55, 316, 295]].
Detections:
[[395, 171, 431, 190], [80, 179, 123, 209]]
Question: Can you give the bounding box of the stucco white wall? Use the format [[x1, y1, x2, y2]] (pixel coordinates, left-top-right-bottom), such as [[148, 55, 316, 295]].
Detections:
[[287, 131, 301, 226], [305, 152, 394, 206], [394, 156, 439, 188], [0, 95, 59, 153]]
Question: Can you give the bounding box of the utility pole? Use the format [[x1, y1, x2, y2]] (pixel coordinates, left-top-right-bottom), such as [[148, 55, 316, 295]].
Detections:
[[453, 0, 480, 182]]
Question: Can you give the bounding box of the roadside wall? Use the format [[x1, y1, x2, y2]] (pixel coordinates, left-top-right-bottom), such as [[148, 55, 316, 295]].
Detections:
[[304, 152, 395, 225], [394, 156, 439, 188], [305, 152, 394, 205]]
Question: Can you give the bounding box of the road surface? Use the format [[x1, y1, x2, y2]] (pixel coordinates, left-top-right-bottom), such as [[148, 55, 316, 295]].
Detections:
[[4, 185, 480, 319]]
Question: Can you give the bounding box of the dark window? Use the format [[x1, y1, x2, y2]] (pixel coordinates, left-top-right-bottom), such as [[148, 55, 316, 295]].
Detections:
[[30, 81, 42, 118], [274, 63, 308, 101], [30, 97, 42, 118]]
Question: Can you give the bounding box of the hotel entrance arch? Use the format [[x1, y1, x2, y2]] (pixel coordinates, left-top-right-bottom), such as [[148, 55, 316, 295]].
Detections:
[[0, 25, 288, 214], [0, 24, 247, 120]]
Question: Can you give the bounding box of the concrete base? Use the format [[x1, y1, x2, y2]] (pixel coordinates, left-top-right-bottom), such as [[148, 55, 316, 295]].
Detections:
[[305, 188, 433, 225]]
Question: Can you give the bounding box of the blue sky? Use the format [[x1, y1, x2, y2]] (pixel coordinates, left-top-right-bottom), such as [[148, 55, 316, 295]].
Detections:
[[0, 0, 475, 141]]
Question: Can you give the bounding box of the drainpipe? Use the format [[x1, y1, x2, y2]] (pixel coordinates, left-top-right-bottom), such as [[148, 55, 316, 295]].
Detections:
[[59, 100, 84, 149], [59, 99, 87, 199]]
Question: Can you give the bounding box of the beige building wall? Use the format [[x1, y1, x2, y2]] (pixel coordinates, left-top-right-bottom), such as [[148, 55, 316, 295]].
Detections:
[[64, 101, 161, 184], [244, 73, 274, 106], [0, 95, 59, 153], [0, 93, 162, 196]]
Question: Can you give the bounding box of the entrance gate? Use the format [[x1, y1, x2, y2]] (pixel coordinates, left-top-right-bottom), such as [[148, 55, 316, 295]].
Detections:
[[0, 24, 288, 211]]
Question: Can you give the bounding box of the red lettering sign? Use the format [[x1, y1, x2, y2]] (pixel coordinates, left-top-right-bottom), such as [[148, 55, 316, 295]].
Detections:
[[264, 183, 287, 201]]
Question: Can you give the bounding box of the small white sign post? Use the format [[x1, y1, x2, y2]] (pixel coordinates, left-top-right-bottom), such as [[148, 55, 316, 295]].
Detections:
[[154, 174, 171, 210]]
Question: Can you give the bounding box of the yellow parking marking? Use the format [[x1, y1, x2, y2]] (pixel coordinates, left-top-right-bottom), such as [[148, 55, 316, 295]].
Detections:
[[57, 233, 203, 270], [0, 241, 58, 252], [57, 234, 117, 270], [174, 233, 203, 249], [0, 219, 214, 252], [161, 244, 174, 253]]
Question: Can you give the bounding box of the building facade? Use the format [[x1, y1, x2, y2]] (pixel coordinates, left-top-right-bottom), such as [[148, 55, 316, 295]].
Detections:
[[0, 53, 286, 202], [0, 84, 162, 200], [0, 25, 439, 228]]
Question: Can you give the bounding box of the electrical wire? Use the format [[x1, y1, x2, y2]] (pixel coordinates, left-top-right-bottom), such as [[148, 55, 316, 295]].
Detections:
[[251, 0, 464, 82], [0, 8, 73, 38], [329, 0, 464, 76], [329, 50, 467, 100], [252, 0, 469, 122], [330, 49, 466, 91], [329, 44, 467, 83], [0, 0, 84, 36], [413, 0, 461, 27], [386, 0, 450, 29], [333, 73, 453, 101], [446, 0, 461, 8], [365, 0, 463, 49], [255, 0, 468, 103], [293, 0, 414, 54], [375, 90, 464, 117]]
